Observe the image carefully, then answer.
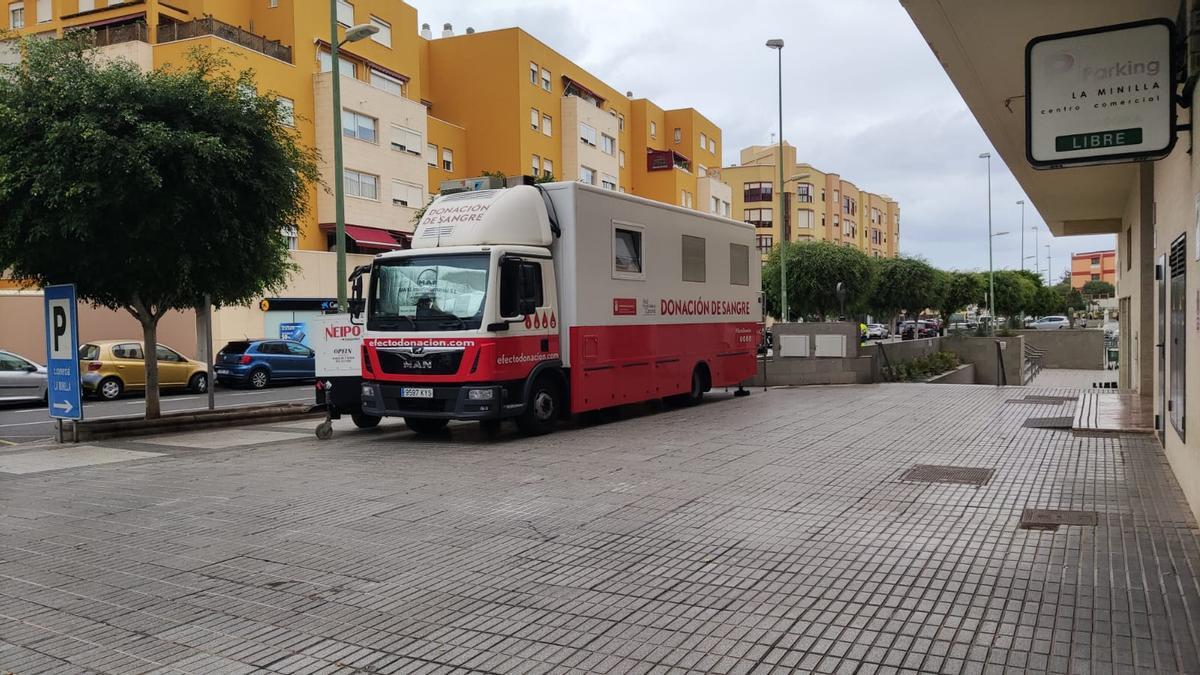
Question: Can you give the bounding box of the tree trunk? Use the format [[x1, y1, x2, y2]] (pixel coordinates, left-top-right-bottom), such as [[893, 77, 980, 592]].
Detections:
[[140, 317, 161, 419]]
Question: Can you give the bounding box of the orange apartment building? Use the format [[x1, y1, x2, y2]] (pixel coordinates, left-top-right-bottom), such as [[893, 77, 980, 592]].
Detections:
[[1070, 250, 1116, 290], [718, 143, 900, 260]]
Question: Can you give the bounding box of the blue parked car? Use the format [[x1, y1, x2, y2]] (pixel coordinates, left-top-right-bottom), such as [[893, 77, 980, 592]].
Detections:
[[215, 339, 315, 389]]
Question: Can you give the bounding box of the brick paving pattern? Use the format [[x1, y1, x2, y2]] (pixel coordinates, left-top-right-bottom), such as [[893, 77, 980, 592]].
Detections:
[[1, 381, 1198, 674]]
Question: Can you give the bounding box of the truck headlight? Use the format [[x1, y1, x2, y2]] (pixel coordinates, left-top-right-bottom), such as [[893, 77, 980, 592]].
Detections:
[[467, 388, 494, 401], [361, 383, 375, 398]]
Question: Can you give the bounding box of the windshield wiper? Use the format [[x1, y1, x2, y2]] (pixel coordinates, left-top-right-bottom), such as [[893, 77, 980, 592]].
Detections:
[[437, 316, 466, 329]]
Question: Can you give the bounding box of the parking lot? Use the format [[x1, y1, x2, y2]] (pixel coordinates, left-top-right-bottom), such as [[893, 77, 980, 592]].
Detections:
[[1, 382, 1198, 674]]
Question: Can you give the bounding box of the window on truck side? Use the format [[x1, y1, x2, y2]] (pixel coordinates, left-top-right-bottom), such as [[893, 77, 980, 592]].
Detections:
[[730, 243, 750, 286], [682, 235, 706, 283], [613, 227, 643, 276]]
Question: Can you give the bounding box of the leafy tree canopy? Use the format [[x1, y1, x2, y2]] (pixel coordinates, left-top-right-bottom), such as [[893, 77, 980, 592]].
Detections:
[[0, 37, 319, 416], [1081, 279, 1115, 297], [869, 256, 942, 322], [762, 241, 875, 320], [938, 271, 983, 323]]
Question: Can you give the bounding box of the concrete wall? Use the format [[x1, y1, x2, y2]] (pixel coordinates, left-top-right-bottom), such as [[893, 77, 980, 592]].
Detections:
[[928, 363, 975, 384], [942, 335, 1025, 386], [772, 321, 862, 357], [1015, 329, 1105, 370], [866, 336, 943, 380], [747, 355, 874, 387]]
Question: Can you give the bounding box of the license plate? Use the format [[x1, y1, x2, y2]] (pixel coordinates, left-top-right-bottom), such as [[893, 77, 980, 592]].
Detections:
[[215, 368, 229, 374], [401, 387, 434, 398]]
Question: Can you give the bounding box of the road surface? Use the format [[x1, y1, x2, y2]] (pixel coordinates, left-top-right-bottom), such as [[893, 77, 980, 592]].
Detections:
[[0, 383, 314, 445]]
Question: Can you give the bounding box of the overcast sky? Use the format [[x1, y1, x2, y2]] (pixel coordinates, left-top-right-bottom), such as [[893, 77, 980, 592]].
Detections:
[[409, 0, 1116, 280]]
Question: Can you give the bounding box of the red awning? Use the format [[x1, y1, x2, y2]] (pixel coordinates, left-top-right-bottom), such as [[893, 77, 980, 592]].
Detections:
[[320, 223, 407, 251]]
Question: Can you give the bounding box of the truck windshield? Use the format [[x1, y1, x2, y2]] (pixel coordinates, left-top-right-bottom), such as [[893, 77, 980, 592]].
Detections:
[[369, 253, 489, 331]]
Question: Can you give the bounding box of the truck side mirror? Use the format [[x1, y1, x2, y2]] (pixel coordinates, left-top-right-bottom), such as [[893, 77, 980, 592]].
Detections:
[[349, 265, 368, 324]]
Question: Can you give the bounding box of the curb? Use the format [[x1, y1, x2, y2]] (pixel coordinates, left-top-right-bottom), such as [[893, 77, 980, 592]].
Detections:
[[65, 403, 324, 442]]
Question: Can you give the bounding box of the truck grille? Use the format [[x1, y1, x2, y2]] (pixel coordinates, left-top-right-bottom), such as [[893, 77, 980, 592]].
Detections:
[[376, 349, 464, 376]]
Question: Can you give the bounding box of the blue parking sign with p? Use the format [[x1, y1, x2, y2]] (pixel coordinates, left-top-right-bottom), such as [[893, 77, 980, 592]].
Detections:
[[43, 284, 82, 420]]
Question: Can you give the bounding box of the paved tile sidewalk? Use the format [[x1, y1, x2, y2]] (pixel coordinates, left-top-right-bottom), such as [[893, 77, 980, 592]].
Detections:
[[1, 382, 1198, 674]]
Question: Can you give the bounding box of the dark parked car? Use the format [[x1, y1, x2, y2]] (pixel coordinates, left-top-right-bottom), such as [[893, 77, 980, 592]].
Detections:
[[215, 339, 315, 389], [899, 321, 938, 340]]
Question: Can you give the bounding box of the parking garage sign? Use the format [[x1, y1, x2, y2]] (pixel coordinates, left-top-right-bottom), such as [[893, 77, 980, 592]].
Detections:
[[1026, 19, 1176, 168], [43, 284, 82, 420]]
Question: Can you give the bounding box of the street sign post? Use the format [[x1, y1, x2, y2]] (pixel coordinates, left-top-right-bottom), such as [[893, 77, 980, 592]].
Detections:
[[43, 284, 82, 424]]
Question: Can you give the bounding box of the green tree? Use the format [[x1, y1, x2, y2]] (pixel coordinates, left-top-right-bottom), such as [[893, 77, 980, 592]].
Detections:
[[1028, 284, 1063, 318], [762, 241, 874, 320], [1054, 282, 1087, 326], [990, 270, 1037, 319], [869, 256, 942, 330], [938, 271, 983, 328], [1081, 279, 1115, 297], [0, 37, 318, 418]]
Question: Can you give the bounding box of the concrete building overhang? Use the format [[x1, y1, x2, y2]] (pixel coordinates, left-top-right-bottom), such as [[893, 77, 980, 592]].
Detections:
[[901, 0, 1178, 236]]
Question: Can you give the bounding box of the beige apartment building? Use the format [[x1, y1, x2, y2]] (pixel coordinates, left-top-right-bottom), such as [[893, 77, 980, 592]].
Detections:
[[718, 143, 900, 260]]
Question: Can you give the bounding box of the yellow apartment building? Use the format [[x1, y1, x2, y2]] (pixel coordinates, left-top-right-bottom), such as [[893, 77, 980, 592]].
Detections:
[[2, 1, 729, 260], [718, 143, 900, 261]]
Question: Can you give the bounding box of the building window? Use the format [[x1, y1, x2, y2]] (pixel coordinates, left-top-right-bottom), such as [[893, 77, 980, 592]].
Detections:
[[344, 169, 378, 200], [11, 1, 26, 26], [277, 97, 294, 127], [542, 114, 552, 136], [390, 125, 421, 154], [613, 224, 644, 278], [335, 0, 353, 26], [342, 110, 377, 143], [1090, 273, 1100, 281], [673, 127, 681, 143], [682, 235, 705, 283], [530, 107, 539, 130], [708, 137, 716, 153], [711, 196, 720, 213], [542, 159, 553, 179], [796, 183, 813, 203], [833, 189, 840, 203], [1090, 256, 1101, 265], [721, 201, 730, 217], [268, 0, 278, 7], [579, 122, 597, 147], [532, 154, 541, 175], [391, 180, 423, 208], [618, 150, 625, 168], [282, 226, 298, 250], [756, 234, 773, 254], [744, 208, 773, 228], [426, 143, 437, 167], [795, 209, 814, 229], [369, 16, 391, 47], [617, 113, 625, 132], [541, 68, 551, 92], [650, 121, 656, 138], [601, 133, 615, 155], [680, 190, 693, 208], [369, 69, 403, 96], [743, 182, 772, 203], [529, 61, 538, 85], [35, 0, 48, 22], [318, 50, 356, 78], [699, 132, 707, 149], [1169, 234, 1187, 439], [80, 0, 95, 10], [441, 147, 454, 172], [580, 166, 596, 185], [730, 244, 749, 285], [601, 173, 617, 191]]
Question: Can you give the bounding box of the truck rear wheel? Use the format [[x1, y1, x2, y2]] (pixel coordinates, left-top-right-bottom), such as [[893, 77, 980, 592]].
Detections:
[[516, 375, 560, 436], [405, 417, 449, 434]]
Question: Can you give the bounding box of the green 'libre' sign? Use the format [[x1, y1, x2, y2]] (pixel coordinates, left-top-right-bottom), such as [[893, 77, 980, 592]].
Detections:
[[1055, 128, 1142, 152]]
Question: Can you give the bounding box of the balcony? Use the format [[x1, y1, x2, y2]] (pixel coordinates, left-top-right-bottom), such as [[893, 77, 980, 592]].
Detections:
[[157, 17, 292, 63], [70, 21, 148, 47], [647, 148, 690, 172]]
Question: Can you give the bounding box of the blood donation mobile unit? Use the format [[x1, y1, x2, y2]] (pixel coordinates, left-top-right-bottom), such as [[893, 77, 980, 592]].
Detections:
[[351, 177, 762, 435]]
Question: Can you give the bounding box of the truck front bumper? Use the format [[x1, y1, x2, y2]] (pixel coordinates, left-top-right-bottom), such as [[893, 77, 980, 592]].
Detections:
[[360, 381, 521, 420]]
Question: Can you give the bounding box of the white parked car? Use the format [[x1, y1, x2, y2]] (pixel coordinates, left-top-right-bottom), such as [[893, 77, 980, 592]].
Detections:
[[1031, 315, 1069, 330], [867, 323, 889, 339]]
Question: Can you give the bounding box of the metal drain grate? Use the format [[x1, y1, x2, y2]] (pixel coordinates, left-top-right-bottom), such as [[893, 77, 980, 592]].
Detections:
[[1022, 395, 1078, 403], [1023, 416, 1075, 429], [900, 464, 994, 486], [1020, 508, 1099, 530]]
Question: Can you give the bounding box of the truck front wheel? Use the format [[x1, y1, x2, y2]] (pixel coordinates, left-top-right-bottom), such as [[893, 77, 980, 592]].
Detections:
[[516, 375, 561, 435], [405, 417, 449, 434]]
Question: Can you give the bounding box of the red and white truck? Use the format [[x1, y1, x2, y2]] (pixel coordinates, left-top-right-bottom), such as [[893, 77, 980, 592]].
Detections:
[[352, 179, 761, 434]]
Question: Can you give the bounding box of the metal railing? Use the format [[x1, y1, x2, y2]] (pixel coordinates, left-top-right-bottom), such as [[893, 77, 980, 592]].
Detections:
[[69, 21, 149, 47], [1023, 343, 1045, 384], [156, 17, 292, 63]]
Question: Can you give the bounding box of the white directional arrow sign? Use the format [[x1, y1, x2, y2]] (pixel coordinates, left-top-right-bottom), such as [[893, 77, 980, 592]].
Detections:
[[53, 400, 74, 414]]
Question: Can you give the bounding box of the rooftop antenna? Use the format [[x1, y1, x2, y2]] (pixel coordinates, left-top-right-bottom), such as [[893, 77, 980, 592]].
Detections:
[[769, 132, 775, 144]]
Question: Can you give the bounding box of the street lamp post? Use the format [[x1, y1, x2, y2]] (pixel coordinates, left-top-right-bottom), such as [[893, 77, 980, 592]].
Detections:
[[1017, 200, 1025, 271], [979, 152, 995, 333], [330, 8, 380, 311], [1031, 226, 1040, 282], [1045, 245, 1052, 285], [767, 38, 786, 322]]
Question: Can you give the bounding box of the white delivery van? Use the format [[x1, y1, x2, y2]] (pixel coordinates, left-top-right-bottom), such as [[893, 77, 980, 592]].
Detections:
[[353, 179, 762, 435]]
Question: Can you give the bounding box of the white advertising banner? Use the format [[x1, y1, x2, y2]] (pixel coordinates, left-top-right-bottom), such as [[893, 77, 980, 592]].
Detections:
[[1026, 20, 1174, 168], [311, 315, 364, 377]]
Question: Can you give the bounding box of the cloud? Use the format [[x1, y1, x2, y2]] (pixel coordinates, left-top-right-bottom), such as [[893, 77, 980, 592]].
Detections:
[[409, 0, 1116, 277]]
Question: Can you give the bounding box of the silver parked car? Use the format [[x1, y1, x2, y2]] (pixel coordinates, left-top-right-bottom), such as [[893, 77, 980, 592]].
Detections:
[[0, 349, 48, 404], [1031, 315, 1070, 330]]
